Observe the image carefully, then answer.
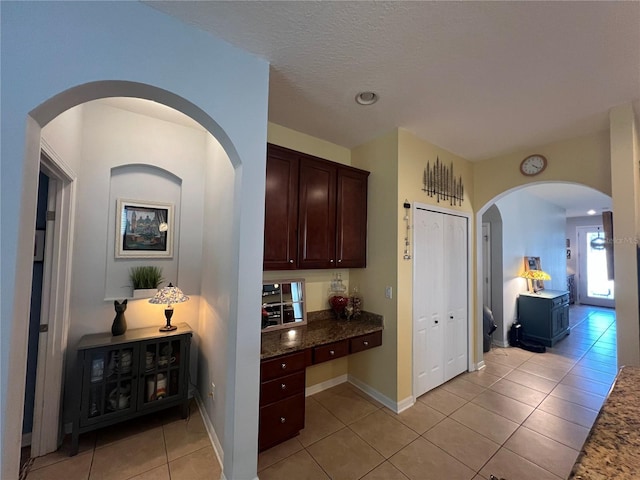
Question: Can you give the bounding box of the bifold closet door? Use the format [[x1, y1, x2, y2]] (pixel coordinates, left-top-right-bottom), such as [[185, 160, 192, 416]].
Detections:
[[413, 208, 467, 398]]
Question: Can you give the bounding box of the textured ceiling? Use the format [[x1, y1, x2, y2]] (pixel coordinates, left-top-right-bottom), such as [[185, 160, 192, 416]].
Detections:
[[147, 1, 640, 162]]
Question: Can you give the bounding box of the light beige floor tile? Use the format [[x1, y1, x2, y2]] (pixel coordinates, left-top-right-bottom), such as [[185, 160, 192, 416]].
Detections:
[[258, 437, 304, 471], [90, 426, 167, 480], [307, 427, 384, 480], [423, 418, 500, 471], [517, 359, 570, 382], [441, 376, 487, 400], [298, 396, 345, 447], [569, 364, 616, 385], [313, 384, 380, 424], [526, 352, 578, 371], [27, 450, 93, 480], [537, 395, 599, 429], [505, 427, 579, 478], [481, 360, 514, 379], [258, 449, 330, 480], [582, 351, 618, 365], [576, 358, 618, 375], [30, 433, 96, 470], [480, 447, 562, 480], [523, 409, 590, 450], [128, 464, 170, 480], [461, 369, 502, 388], [450, 402, 519, 445], [560, 373, 612, 396], [389, 437, 475, 480], [360, 461, 410, 480], [350, 409, 419, 458], [504, 368, 558, 394], [168, 445, 222, 480], [549, 383, 605, 411], [471, 389, 534, 424], [483, 348, 531, 368], [384, 400, 446, 434], [94, 413, 163, 449], [417, 387, 467, 415], [163, 410, 211, 461], [489, 378, 547, 407]]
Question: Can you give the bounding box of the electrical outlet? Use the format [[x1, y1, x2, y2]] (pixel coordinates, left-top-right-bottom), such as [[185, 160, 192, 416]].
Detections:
[[209, 382, 215, 399], [385, 286, 393, 299]]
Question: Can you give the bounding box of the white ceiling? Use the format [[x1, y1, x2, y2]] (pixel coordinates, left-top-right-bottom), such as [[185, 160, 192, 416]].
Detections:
[[147, 1, 640, 162]]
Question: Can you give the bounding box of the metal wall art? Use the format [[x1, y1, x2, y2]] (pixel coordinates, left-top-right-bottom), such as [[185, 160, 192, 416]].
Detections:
[[422, 157, 464, 206]]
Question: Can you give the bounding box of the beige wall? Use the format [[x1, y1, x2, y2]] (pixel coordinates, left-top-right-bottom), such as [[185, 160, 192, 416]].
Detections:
[[610, 104, 640, 367], [349, 130, 400, 403]]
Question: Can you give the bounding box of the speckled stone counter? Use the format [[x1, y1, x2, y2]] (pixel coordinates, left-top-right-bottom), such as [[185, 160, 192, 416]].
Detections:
[[260, 310, 383, 359], [570, 365, 640, 479]]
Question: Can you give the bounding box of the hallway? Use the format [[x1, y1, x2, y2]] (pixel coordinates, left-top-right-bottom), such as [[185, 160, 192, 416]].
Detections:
[[24, 305, 616, 479]]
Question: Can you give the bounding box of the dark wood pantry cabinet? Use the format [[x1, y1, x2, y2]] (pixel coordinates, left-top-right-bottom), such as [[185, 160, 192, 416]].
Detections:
[[263, 143, 369, 270]]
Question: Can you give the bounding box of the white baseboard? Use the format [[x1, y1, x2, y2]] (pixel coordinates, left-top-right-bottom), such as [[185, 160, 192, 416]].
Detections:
[[347, 375, 414, 414], [305, 374, 348, 396], [193, 393, 224, 476]]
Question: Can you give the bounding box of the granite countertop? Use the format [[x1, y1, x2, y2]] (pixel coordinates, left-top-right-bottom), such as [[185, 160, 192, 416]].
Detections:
[[570, 365, 640, 479], [260, 310, 383, 359]]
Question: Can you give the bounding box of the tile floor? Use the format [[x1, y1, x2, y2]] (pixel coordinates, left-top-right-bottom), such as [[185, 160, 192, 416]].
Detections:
[[24, 305, 616, 480]]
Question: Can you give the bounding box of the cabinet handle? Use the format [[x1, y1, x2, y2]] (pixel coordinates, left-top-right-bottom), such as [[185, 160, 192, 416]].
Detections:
[[435, 320, 439, 324], [281, 363, 287, 370], [281, 383, 286, 390], [330, 259, 334, 263], [329, 350, 335, 355], [289, 259, 294, 264], [363, 341, 369, 346], [338, 259, 342, 263], [280, 417, 286, 424]]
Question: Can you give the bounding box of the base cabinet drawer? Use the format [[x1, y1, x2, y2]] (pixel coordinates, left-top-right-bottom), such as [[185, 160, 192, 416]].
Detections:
[[261, 351, 306, 381], [258, 393, 305, 451], [313, 340, 349, 364], [260, 371, 305, 405], [350, 331, 382, 354]]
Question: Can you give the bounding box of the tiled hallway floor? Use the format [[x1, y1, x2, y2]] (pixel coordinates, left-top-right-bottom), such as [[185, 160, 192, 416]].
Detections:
[[25, 305, 616, 480]]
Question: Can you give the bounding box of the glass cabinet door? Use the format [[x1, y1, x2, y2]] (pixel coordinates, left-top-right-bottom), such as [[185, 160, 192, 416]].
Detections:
[[140, 338, 184, 409], [81, 345, 136, 425]]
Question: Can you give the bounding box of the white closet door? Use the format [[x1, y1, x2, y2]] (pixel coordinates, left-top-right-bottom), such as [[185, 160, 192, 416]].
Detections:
[[413, 209, 445, 397], [444, 214, 468, 381]]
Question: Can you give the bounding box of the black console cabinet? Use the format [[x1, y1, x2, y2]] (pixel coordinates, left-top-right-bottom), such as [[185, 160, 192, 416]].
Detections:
[[518, 290, 570, 347], [70, 323, 192, 455]]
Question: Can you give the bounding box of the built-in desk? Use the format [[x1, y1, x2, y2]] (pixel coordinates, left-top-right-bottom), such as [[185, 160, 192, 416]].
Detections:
[[259, 310, 383, 451], [570, 365, 637, 479]]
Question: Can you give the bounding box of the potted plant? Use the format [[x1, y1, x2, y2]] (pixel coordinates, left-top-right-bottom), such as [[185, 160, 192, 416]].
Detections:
[[129, 266, 164, 299]]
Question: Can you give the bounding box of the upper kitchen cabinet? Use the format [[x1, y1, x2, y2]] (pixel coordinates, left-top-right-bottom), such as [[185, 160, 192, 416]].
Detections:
[[263, 144, 369, 271], [264, 145, 299, 270]]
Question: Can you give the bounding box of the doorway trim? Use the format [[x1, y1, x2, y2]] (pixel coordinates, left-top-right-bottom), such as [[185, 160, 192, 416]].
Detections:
[[29, 144, 77, 456]]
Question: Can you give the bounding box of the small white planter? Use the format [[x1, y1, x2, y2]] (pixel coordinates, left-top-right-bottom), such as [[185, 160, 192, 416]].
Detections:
[[132, 288, 158, 299]]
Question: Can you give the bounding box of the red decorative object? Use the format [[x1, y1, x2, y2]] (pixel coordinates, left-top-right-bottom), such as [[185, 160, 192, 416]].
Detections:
[[329, 295, 349, 317]]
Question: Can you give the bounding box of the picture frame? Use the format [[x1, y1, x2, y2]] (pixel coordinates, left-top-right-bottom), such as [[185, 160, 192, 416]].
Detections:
[[115, 199, 174, 258], [524, 256, 544, 292]]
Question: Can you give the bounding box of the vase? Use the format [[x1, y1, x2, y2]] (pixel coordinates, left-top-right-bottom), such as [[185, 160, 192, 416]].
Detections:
[[111, 299, 127, 336], [132, 288, 158, 299]]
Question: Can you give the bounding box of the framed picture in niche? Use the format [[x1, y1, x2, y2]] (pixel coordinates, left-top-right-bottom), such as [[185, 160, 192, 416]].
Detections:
[[115, 199, 174, 258]]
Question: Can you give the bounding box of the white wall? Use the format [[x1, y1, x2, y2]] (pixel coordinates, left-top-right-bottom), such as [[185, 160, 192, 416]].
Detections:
[[1, 3, 268, 479], [495, 189, 567, 341]]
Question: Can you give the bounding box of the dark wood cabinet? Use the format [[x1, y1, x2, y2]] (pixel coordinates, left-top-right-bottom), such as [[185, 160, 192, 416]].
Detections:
[[259, 351, 306, 451], [71, 323, 192, 455], [518, 290, 570, 347], [263, 144, 299, 270], [263, 143, 369, 270]]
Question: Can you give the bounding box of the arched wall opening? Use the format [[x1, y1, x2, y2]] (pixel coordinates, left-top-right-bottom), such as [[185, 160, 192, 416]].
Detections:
[[6, 82, 260, 480], [474, 181, 613, 357]]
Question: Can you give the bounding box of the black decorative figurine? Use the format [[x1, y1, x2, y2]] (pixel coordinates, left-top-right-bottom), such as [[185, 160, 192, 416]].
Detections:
[[112, 299, 127, 336]]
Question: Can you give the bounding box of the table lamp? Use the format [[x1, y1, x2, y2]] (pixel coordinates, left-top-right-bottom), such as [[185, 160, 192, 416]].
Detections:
[[520, 270, 551, 293], [149, 283, 189, 331]]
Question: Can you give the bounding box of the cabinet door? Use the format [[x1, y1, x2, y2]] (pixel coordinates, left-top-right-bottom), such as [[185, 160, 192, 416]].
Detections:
[[80, 345, 137, 426], [297, 158, 337, 269], [264, 145, 299, 270], [139, 337, 187, 411], [336, 167, 369, 268]]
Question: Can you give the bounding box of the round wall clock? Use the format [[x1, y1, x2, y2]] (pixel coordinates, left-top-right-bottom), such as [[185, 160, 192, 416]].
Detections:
[[519, 154, 547, 176]]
